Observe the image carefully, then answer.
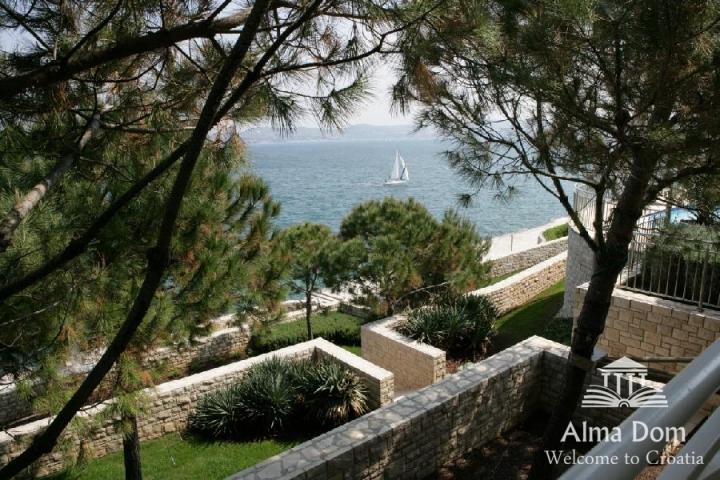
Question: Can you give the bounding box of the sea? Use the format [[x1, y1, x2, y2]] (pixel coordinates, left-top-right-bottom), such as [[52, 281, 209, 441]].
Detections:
[[247, 136, 566, 237]]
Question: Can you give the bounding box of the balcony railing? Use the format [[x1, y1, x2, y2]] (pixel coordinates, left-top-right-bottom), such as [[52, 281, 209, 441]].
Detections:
[[561, 336, 720, 479], [571, 186, 720, 311]]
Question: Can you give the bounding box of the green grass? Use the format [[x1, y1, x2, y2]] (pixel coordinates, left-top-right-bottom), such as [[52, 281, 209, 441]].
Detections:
[[45, 434, 301, 480], [542, 223, 569, 241], [340, 344, 362, 356], [492, 280, 567, 351], [248, 311, 363, 355]]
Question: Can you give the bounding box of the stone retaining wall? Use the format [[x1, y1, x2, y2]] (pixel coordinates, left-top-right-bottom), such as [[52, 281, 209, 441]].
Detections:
[[229, 336, 554, 480], [0, 322, 252, 429], [489, 237, 568, 278], [470, 251, 567, 315], [574, 285, 720, 374], [361, 317, 446, 393], [227, 336, 685, 480], [559, 226, 595, 317], [0, 339, 393, 478], [360, 252, 567, 393]]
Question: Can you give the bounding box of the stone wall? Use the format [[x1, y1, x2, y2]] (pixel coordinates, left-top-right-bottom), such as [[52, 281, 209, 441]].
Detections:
[[360, 253, 566, 393], [0, 322, 252, 429], [361, 317, 446, 393], [227, 336, 691, 480], [470, 251, 567, 315], [489, 236, 568, 278], [229, 336, 554, 480], [0, 339, 393, 478], [313, 339, 394, 409], [574, 285, 720, 374], [559, 226, 595, 317]]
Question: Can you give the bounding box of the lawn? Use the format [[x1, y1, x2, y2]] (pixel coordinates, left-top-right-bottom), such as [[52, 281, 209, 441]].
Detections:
[[340, 344, 362, 356], [491, 280, 568, 352], [542, 223, 569, 241], [46, 434, 302, 480]]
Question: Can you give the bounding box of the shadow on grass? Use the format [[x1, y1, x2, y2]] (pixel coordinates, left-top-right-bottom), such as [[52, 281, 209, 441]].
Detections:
[[490, 280, 566, 353]]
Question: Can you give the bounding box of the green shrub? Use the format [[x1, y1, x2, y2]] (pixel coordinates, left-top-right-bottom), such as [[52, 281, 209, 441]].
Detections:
[[189, 357, 368, 441], [233, 358, 298, 436], [398, 294, 498, 359], [543, 223, 569, 241], [248, 312, 362, 355], [294, 360, 368, 428], [188, 383, 245, 439]]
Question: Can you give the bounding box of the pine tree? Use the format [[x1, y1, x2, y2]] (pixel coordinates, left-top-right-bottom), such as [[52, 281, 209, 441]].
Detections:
[[339, 198, 490, 314]]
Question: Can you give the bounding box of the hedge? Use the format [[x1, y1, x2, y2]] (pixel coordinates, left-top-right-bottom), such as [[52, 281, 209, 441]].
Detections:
[[248, 312, 362, 355]]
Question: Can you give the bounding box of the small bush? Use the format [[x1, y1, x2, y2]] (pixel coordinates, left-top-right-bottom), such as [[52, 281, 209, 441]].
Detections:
[[398, 294, 498, 359], [189, 357, 367, 441], [233, 358, 298, 436], [294, 360, 368, 428], [248, 312, 362, 355], [543, 223, 569, 241], [188, 383, 245, 439]]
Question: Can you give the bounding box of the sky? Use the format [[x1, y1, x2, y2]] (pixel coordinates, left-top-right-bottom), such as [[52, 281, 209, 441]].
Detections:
[[342, 62, 415, 127]]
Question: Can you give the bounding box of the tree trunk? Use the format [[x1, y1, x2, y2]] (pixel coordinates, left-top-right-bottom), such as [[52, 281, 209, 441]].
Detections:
[[530, 154, 656, 479], [305, 291, 313, 339], [122, 413, 142, 480]]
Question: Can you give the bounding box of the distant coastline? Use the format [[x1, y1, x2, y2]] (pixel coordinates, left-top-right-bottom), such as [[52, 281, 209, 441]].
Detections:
[[239, 123, 440, 145]]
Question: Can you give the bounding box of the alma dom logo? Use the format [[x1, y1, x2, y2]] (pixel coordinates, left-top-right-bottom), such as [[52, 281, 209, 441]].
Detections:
[[581, 356, 668, 408]]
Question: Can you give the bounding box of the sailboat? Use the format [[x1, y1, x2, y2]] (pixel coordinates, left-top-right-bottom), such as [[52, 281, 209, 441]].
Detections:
[[384, 151, 409, 185]]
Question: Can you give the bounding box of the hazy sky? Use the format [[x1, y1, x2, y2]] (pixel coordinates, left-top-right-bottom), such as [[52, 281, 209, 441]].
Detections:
[[342, 62, 415, 127]]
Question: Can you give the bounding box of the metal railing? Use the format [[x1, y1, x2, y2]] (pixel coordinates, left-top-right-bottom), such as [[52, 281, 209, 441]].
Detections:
[[571, 186, 720, 310], [561, 336, 720, 480], [620, 221, 720, 310], [572, 185, 664, 233]]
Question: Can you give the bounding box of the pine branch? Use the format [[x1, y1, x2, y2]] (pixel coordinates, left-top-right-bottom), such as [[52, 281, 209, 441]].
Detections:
[[0, 0, 273, 474], [0, 110, 103, 253]]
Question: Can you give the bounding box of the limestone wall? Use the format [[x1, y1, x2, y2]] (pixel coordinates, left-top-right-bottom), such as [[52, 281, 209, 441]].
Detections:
[[559, 226, 595, 317], [227, 336, 689, 480], [0, 323, 252, 429], [361, 316, 446, 392], [574, 285, 720, 374], [313, 339, 394, 409], [470, 251, 567, 315], [229, 336, 553, 480], [0, 339, 393, 478], [489, 236, 568, 278], [360, 252, 566, 393]]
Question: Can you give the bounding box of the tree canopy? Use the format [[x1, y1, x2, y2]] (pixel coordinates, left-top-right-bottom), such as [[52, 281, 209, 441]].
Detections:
[[392, 0, 720, 476], [339, 197, 490, 314], [0, 0, 417, 475]]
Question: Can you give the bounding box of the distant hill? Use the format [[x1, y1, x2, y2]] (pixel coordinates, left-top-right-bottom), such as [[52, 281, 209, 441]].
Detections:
[[238, 124, 440, 144]]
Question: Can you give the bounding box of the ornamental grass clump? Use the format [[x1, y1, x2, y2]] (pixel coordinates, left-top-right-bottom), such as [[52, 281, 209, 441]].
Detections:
[[294, 359, 367, 427], [399, 293, 498, 360], [189, 356, 367, 441]]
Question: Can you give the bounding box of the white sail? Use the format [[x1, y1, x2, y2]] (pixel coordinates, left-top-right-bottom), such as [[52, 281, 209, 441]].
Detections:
[[385, 151, 409, 185], [398, 154, 409, 181]]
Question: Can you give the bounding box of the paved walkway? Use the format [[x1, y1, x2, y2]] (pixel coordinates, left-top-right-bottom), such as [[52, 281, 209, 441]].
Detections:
[[486, 217, 568, 260]]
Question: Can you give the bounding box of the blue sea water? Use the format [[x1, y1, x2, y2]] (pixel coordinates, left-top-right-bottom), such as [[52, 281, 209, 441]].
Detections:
[[248, 137, 566, 237]]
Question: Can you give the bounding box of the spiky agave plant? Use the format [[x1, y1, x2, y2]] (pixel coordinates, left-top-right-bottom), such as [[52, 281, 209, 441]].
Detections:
[[297, 359, 368, 427], [188, 383, 244, 439], [234, 357, 298, 436]]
